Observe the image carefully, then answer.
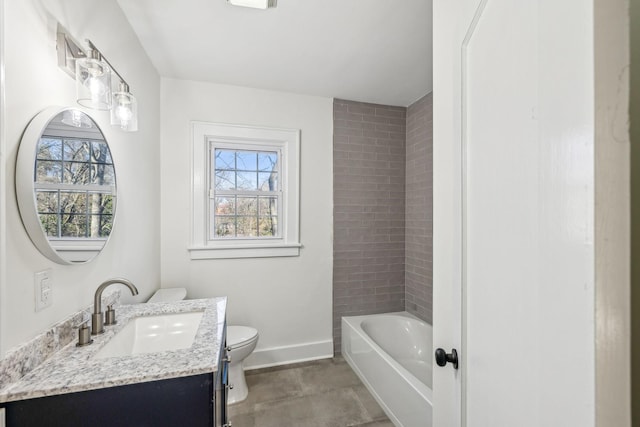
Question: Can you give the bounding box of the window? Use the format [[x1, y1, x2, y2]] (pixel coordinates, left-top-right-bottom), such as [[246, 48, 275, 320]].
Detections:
[[212, 148, 280, 239], [35, 136, 115, 242], [190, 122, 301, 259]]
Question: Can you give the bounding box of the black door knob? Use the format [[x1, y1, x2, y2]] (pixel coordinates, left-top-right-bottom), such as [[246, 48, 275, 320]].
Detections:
[[435, 348, 459, 369]]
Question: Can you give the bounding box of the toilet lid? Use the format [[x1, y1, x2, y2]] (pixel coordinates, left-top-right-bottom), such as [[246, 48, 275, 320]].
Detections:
[[227, 325, 258, 347]]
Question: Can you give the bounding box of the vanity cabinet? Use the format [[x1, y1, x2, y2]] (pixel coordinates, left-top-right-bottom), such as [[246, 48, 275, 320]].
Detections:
[[0, 327, 229, 427], [1, 373, 214, 426], [214, 324, 230, 427]]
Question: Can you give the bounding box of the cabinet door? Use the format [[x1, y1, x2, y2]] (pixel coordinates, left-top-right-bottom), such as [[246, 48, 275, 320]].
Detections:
[[3, 374, 214, 427]]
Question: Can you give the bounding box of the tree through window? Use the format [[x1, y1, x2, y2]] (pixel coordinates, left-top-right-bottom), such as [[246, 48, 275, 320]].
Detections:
[[35, 137, 114, 239], [211, 148, 280, 239]]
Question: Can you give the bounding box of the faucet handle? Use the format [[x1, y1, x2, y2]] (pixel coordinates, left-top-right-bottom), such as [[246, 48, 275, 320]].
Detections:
[[104, 304, 117, 326], [75, 320, 93, 347]]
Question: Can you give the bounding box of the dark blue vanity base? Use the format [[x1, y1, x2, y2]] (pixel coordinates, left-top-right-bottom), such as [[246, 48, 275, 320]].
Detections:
[[0, 373, 214, 427]]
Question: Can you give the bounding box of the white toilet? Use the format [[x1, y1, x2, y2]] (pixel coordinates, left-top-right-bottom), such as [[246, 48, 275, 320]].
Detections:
[[226, 325, 259, 404], [147, 288, 187, 303], [147, 288, 259, 404]]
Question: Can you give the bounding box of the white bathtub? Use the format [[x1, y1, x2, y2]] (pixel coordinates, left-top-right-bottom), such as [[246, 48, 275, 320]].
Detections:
[[342, 312, 432, 427]]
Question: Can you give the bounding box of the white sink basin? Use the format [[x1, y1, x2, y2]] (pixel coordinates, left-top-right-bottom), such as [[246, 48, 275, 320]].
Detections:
[[94, 311, 204, 359]]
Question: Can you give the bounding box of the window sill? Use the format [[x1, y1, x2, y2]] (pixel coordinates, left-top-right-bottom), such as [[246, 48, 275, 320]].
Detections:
[[188, 243, 302, 260]]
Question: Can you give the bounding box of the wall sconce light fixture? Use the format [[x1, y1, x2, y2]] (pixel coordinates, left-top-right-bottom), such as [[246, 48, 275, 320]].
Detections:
[[111, 82, 138, 132], [57, 26, 138, 132], [76, 47, 112, 110]]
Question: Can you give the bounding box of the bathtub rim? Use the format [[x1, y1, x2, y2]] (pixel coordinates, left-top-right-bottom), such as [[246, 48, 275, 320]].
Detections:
[[342, 311, 433, 410]]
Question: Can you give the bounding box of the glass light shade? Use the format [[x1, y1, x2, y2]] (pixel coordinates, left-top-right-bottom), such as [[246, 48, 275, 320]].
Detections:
[[110, 90, 138, 132], [60, 109, 93, 128], [76, 57, 112, 110]]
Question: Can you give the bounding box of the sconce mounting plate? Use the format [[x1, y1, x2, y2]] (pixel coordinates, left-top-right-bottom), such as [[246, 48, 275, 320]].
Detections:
[[56, 24, 86, 78]]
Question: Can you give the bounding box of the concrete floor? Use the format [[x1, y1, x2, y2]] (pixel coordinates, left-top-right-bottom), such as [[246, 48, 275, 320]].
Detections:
[[228, 357, 393, 427]]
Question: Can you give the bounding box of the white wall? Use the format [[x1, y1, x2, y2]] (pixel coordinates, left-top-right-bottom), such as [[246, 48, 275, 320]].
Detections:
[[160, 78, 333, 367], [0, 0, 161, 355]]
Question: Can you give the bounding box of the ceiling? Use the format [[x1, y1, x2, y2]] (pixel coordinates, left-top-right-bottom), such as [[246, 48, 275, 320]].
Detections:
[[117, 0, 432, 107]]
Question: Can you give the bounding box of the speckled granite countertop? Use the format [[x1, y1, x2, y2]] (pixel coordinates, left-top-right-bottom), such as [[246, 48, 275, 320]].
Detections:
[[0, 297, 226, 403]]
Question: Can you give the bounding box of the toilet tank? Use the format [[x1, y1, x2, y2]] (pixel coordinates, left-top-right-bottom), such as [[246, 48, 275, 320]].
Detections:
[[147, 288, 187, 303]]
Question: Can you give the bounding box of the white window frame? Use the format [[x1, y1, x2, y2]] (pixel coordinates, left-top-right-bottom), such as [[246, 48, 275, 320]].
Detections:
[[190, 122, 301, 259]]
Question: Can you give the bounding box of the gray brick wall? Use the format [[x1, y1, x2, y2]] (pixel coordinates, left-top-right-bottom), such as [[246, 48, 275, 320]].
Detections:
[[405, 93, 433, 323], [333, 99, 406, 353], [332, 94, 433, 353]]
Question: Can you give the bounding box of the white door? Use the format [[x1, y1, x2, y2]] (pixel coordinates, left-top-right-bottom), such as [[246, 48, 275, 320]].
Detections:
[[433, 1, 595, 426]]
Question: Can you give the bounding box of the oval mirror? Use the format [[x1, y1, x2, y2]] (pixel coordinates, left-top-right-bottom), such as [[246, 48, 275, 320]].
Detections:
[[16, 107, 117, 264]]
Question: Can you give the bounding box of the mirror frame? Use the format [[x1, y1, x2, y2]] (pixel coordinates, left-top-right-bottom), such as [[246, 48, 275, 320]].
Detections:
[[16, 106, 117, 265]]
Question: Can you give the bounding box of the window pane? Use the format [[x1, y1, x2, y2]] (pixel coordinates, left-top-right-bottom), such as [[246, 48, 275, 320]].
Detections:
[[215, 170, 235, 190], [209, 141, 287, 241], [88, 193, 114, 215], [36, 191, 58, 213], [237, 197, 257, 216], [103, 195, 115, 215], [91, 141, 113, 164], [259, 216, 278, 237], [64, 140, 90, 162], [91, 164, 115, 186], [259, 197, 278, 216], [215, 150, 235, 170], [214, 216, 236, 237], [63, 162, 90, 185], [89, 214, 112, 237], [36, 161, 62, 183], [258, 152, 278, 172], [60, 192, 87, 215], [214, 197, 235, 215], [259, 194, 278, 237], [236, 216, 258, 237], [37, 138, 63, 160], [100, 214, 113, 237], [236, 171, 258, 191], [88, 214, 101, 238], [61, 214, 87, 237], [258, 172, 277, 191], [39, 214, 59, 237], [236, 151, 257, 171]]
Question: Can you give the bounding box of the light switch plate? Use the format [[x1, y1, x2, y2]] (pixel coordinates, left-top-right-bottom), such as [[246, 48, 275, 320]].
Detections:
[[34, 269, 53, 312]]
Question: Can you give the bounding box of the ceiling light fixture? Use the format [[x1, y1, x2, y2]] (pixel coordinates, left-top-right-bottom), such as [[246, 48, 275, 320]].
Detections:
[[227, 0, 277, 9], [57, 26, 139, 132]]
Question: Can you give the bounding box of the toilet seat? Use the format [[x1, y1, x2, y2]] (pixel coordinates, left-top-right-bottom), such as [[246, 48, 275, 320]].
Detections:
[[227, 326, 258, 349]]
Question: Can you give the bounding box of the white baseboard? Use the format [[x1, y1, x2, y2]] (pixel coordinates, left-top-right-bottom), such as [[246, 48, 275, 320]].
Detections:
[[244, 339, 334, 370]]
